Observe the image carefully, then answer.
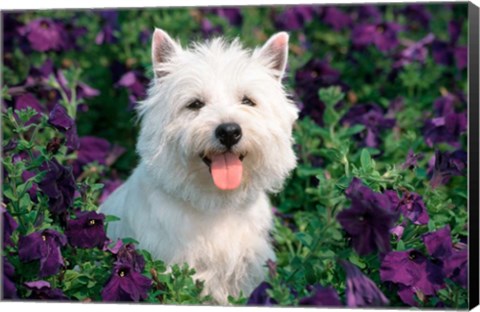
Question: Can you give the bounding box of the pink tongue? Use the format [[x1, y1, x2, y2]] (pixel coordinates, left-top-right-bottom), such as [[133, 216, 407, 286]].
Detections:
[[210, 152, 243, 190]]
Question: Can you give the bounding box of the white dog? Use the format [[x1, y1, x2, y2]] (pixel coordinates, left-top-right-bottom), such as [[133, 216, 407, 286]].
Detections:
[[100, 28, 298, 304]]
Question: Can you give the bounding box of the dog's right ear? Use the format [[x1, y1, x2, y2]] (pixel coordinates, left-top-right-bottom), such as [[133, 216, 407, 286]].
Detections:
[[151, 28, 179, 78]]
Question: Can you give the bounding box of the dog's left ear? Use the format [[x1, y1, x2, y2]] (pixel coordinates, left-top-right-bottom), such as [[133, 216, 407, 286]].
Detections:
[[256, 32, 289, 81]]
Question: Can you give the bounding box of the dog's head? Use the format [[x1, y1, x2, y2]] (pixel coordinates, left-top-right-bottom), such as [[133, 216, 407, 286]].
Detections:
[[137, 29, 298, 211]]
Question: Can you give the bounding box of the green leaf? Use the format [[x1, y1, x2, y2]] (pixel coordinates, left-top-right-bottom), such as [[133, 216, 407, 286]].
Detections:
[[360, 149, 372, 172]]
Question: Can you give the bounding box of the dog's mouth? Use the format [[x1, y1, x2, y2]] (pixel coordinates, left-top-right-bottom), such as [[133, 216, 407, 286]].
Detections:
[[201, 152, 246, 191]]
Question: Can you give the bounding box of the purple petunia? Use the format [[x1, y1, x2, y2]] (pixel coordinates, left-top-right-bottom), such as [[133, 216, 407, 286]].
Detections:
[[337, 178, 398, 256], [432, 21, 467, 70], [351, 22, 402, 52], [18, 229, 67, 277], [18, 18, 68, 52], [422, 226, 468, 288], [65, 211, 108, 248], [3, 257, 18, 299], [402, 149, 423, 170], [274, 6, 317, 30], [394, 33, 435, 68], [354, 5, 383, 24], [101, 262, 152, 301], [321, 7, 352, 31], [38, 158, 76, 215], [380, 249, 445, 306], [116, 71, 149, 110], [116, 243, 146, 273], [299, 285, 342, 306], [295, 59, 344, 125], [48, 103, 80, 151], [401, 4, 432, 29], [247, 281, 276, 306], [341, 260, 389, 307], [428, 149, 467, 188], [72, 136, 125, 177], [387, 190, 429, 225], [2, 206, 18, 247], [24, 280, 68, 300], [341, 103, 395, 148], [95, 11, 119, 45]]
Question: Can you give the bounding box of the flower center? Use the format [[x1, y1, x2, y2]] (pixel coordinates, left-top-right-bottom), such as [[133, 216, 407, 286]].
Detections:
[[41, 235, 47, 241], [40, 21, 50, 29], [118, 270, 126, 277], [89, 219, 96, 226]]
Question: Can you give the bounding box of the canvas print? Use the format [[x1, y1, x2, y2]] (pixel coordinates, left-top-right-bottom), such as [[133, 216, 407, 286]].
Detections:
[[1, 2, 476, 309]]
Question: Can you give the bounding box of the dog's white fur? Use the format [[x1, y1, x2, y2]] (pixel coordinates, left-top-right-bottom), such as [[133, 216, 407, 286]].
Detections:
[[100, 29, 298, 304]]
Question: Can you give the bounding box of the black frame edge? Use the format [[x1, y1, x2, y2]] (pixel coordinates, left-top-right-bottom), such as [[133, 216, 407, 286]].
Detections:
[[469, 1, 480, 310]]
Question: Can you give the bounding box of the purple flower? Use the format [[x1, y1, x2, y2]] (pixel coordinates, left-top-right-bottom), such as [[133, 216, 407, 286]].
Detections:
[[380, 249, 445, 306], [38, 158, 76, 215], [321, 7, 352, 31], [422, 226, 468, 288], [389, 223, 405, 241], [337, 178, 398, 255], [388, 191, 429, 225], [394, 33, 435, 68], [351, 22, 402, 52], [98, 178, 123, 204], [295, 59, 343, 125], [72, 136, 125, 177], [341, 103, 395, 148], [429, 150, 466, 188], [18, 18, 68, 52], [423, 111, 467, 148], [354, 5, 383, 24], [116, 71, 149, 110], [341, 260, 389, 307], [401, 4, 431, 29], [14, 93, 45, 125], [274, 6, 316, 30], [95, 11, 119, 45], [116, 243, 146, 272], [18, 229, 67, 277], [48, 104, 80, 151], [3, 257, 17, 299], [2, 206, 18, 247], [65, 211, 108, 248], [299, 285, 342, 306], [199, 18, 223, 38], [247, 282, 276, 306], [432, 21, 467, 70], [24, 280, 68, 300], [402, 149, 423, 170], [101, 262, 151, 301], [203, 8, 243, 26]]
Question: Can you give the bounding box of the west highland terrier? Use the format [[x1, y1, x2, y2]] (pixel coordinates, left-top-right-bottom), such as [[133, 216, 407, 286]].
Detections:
[[100, 28, 298, 304]]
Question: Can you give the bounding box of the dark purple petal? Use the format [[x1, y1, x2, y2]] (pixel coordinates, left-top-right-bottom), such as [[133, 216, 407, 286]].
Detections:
[[341, 260, 389, 307], [38, 158, 76, 215], [322, 7, 352, 31], [18, 19, 67, 52], [402, 149, 423, 170], [73, 136, 111, 176], [24, 280, 68, 300], [274, 6, 316, 30], [337, 178, 398, 255], [3, 257, 18, 299], [247, 281, 276, 306], [429, 150, 466, 188], [204, 8, 243, 26], [18, 229, 67, 277], [422, 226, 453, 259], [454, 46, 467, 69], [2, 206, 18, 247], [48, 104, 74, 131], [116, 243, 145, 272], [101, 263, 151, 301], [299, 285, 342, 306], [397, 192, 429, 225], [65, 211, 108, 248], [402, 4, 431, 29]]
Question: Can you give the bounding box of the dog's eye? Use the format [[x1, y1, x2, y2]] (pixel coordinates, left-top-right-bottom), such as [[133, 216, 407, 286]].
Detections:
[[241, 96, 256, 107], [187, 99, 205, 110]]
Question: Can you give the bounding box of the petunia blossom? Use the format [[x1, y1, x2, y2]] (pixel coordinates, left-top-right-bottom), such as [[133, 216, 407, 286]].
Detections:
[[18, 229, 67, 277], [38, 158, 76, 215], [341, 260, 389, 307], [65, 210, 108, 248], [101, 262, 152, 301], [299, 285, 342, 306], [337, 178, 398, 255], [2, 206, 18, 247], [3, 257, 17, 299], [247, 281, 276, 306], [24, 280, 68, 300]]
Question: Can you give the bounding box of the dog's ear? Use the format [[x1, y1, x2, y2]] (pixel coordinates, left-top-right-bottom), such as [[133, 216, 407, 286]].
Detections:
[[256, 32, 289, 81], [151, 28, 180, 78]]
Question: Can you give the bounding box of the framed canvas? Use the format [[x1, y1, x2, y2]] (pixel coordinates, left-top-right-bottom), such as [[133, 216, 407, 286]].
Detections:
[[1, 0, 479, 310]]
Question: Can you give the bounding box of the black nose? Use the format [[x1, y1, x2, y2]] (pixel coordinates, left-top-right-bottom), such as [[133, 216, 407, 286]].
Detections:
[[215, 123, 242, 148]]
